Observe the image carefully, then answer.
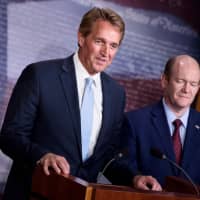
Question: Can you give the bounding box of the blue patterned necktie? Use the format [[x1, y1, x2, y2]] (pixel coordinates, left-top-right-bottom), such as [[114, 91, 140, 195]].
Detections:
[[81, 78, 94, 161]]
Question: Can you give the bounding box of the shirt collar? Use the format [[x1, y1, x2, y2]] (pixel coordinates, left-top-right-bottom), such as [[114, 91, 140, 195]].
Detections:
[[162, 98, 189, 128]]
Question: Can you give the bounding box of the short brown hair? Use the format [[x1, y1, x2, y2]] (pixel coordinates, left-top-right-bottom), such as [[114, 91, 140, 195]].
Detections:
[[78, 7, 125, 44]]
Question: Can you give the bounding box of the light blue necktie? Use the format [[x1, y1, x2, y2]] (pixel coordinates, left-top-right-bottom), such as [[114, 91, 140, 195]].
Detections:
[[81, 78, 94, 161]]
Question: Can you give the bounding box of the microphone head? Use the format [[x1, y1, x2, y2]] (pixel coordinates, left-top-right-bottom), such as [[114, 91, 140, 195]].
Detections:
[[118, 152, 123, 158], [114, 152, 124, 160], [115, 148, 129, 159], [150, 148, 166, 160]]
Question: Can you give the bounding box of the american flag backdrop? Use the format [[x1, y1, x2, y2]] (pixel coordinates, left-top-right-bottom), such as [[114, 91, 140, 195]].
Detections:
[[0, 0, 200, 194]]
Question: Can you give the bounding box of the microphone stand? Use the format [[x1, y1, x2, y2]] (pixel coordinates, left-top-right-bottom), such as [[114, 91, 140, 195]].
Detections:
[[97, 152, 123, 184], [150, 148, 200, 196], [163, 155, 200, 196]]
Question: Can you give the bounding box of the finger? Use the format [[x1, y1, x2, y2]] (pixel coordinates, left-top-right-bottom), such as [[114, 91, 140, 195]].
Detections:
[[152, 183, 162, 191], [42, 157, 57, 175], [51, 162, 61, 174], [137, 180, 151, 190], [142, 184, 151, 190], [57, 160, 70, 175], [147, 177, 162, 191], [43, 161, 50, 176]]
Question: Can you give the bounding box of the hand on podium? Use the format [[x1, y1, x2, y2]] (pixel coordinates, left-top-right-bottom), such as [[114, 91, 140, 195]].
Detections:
[[133, 175, 162, 191], [37, 152, 70, 175]]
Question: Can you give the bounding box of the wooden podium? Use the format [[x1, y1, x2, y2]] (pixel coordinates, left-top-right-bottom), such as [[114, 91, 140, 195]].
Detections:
[[165, 176, 200, 196], [30, 166, 200, 200]]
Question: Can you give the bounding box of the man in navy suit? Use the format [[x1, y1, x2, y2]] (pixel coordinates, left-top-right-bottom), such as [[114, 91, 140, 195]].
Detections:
[[0, 7, 125, 200], [121, 55, 200, 191]]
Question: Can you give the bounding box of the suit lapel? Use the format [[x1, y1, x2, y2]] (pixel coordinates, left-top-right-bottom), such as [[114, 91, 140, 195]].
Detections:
[[181, 109, 200, 168], [93, 73, 112, 153], [59, 56, 82, 155], [151, 101, 175, 161]]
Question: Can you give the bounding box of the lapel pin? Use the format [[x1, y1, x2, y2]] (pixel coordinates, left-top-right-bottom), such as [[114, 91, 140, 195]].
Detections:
[[194, 125, 200, 130]]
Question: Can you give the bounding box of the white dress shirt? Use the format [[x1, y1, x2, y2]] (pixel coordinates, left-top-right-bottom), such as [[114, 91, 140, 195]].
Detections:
[[73, 52, 103, 158]]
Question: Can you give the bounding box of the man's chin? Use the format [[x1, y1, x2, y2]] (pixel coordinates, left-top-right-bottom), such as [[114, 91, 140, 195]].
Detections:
[[94, 65, 108, 73], [176, 102, 191, 109]]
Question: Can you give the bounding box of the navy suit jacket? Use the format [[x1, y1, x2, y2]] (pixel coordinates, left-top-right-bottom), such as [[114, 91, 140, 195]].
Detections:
[[117, 100, 200, 187], [0, 54, 125, 200]]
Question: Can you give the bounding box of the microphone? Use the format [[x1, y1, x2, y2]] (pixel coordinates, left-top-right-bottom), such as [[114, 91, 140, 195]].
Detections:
[[97, 151, 125, 184], [150, 148, 200, 196]]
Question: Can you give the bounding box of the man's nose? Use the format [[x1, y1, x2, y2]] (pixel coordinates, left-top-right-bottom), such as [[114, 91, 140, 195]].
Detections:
[[101, 44, 109, 56], [182, 82, 190, 92]]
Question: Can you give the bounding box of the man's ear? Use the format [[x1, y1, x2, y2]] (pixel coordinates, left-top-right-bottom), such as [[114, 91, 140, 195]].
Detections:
[[161, 74, 168, 89], [78, 32, 84, 47]]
